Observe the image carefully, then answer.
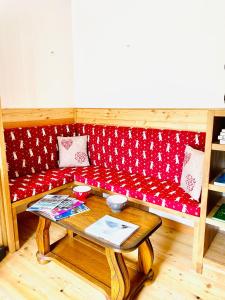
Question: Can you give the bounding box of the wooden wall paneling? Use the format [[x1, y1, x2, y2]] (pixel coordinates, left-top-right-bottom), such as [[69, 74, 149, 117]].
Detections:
[[75, 108, 208, 131], [2, 108, 74, 128], [0, 174, 8, 246], [0, 104, 16, 252], [73, 108, 77, 123], [192, 110, 214, 273], [0, 220, 2, 246]]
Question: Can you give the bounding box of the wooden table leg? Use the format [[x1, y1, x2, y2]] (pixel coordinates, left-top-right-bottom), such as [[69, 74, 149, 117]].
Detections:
[[36, 216, 51, 264], [67, 229, 74, 238], [138, 238, 154, 279], [105, 248, 130, 300]]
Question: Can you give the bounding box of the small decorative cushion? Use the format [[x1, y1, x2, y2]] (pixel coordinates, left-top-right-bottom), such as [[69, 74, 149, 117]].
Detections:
[[180, 145, 204, 201], [57, 136, 90, 168]]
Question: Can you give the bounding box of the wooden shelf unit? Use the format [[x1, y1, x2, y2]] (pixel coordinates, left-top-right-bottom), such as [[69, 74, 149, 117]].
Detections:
[[202, 110, 225, 267]]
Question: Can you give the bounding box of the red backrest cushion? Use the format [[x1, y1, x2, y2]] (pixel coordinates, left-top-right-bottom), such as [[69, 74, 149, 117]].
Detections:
[[4, 124, 76, 179], [76, 123, 206, 184]]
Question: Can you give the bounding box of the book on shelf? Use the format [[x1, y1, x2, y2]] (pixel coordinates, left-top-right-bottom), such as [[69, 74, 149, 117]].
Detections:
[[84, 215, 139, 246], [217, 129, 225, 143], [213, 171, 225, 187], [212, 204, 225, 223]]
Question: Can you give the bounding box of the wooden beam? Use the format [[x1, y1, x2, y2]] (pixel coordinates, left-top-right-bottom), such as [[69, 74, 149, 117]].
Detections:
[[0, 101, 16, 252], [75, 108, 208, 131], [0, 173, 8, 246], [2, 108, 74, 128], [192, 110, 214, 272]]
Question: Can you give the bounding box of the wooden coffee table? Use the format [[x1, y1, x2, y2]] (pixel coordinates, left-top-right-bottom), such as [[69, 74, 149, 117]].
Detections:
[[34, 188, 162, 300]]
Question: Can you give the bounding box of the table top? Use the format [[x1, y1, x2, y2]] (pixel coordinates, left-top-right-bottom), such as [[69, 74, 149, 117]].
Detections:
[[34, 188, 162, 252]]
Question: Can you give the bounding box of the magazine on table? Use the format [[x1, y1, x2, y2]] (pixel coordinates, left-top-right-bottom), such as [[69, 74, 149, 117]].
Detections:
[[26, 194, 69, 212], [27, 194, 90, 221], [54, 203, 90, 221], [49, 197, 84, 217], [84, 215, 139, 246]]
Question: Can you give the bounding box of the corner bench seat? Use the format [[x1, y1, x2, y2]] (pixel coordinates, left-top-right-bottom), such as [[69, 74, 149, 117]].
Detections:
[[10, 165, 200, 217], [4, 122, 206, 256]]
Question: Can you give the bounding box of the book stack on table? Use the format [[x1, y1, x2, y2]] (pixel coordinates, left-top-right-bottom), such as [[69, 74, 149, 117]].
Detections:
[[27, 194, 89, 221], [218, 129, 225, 144]]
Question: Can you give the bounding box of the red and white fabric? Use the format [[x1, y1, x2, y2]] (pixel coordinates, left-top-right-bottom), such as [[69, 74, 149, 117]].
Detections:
[[76, 123, 205, 184], [5, 122, 206, 217], [4, 124, 77, 179], [9, 165, 201, 216]]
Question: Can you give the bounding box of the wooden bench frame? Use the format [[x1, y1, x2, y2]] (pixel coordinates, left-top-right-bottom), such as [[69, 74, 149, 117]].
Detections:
[[0, 106, 216, 273]]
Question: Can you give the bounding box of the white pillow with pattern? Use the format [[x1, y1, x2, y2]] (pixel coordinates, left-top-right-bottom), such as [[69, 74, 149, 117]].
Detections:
[[180, 145, 204, 201], [57, 135, 90, 168]]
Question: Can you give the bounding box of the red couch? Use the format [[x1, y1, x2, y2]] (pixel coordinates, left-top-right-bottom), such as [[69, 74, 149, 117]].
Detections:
[[5, 123, 205, 217]]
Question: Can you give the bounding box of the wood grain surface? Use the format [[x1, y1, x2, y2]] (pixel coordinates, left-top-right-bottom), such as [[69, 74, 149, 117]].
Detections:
[[35, 190, 162, 252], [75, 108, 209, 131], [1, 213, 225, 300], [2, 108, 74, 128]]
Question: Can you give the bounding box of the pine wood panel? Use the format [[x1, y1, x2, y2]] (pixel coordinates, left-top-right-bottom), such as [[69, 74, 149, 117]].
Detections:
[[0, 213, 4, 246], [2, 108, 74, 128], [0, 105, 16, 252], [192, 110, 214, 273], [0, 174, 7, 246], [75, 108, 209, 131], [212, 143, 225, 151]]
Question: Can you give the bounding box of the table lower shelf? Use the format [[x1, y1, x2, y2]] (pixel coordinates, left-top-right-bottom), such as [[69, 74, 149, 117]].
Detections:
[[39, 235, 152, 299]]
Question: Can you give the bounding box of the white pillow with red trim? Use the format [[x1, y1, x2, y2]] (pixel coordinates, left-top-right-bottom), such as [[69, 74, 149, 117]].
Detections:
[[180, 145, 204, 201], [57, 135, 90, 168]]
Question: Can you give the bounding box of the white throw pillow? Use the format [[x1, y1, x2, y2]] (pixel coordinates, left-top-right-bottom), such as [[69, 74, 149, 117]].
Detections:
[[57, 136, 90, 168], [180, 145, 204, 201]]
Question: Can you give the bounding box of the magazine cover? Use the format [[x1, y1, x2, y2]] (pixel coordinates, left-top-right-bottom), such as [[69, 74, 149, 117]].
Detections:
[[84, 215, 139, 246], [50, 197, 84, 217], [54, 203, 90, 221], [26, 194, 69, 212]]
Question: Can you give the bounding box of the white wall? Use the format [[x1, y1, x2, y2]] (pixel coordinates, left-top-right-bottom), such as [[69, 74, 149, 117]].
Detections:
[[0, 0, 74, 108], [72, 0, 225, 108]]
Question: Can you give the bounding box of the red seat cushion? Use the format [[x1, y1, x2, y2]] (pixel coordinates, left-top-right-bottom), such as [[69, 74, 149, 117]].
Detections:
[[9, 168, 77, 202], [10, 166, 200, 216]]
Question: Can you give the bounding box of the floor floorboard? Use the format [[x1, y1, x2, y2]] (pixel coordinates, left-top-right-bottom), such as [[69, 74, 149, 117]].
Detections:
[[0, 213, 225, 300]]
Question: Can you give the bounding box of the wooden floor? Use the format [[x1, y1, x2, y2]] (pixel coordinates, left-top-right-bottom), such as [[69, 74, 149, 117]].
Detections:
[[0, 213, 225, 300]]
